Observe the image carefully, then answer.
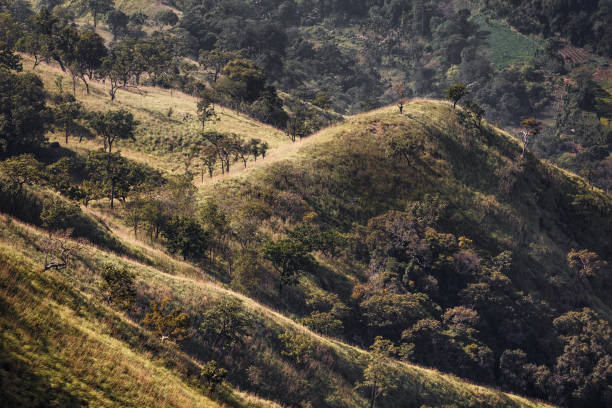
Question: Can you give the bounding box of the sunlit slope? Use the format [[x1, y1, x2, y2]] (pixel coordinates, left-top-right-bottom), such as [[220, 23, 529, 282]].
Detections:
[[21, 55, 288, 174]]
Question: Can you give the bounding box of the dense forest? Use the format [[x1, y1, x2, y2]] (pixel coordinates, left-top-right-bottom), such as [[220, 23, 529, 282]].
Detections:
[[0, 0, 611, 407]]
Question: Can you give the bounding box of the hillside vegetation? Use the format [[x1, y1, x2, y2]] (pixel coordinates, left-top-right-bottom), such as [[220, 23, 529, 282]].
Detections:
[[1, 2, 611, 406]]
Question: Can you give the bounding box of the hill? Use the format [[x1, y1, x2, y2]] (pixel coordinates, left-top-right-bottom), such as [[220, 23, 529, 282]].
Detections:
[[1, 54, 568, 406], [203, 100, 612, 407], [1, 19, 611, 405]]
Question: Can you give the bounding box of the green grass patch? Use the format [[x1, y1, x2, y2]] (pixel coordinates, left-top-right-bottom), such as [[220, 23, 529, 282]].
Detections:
[[472, 14, 544, 69]]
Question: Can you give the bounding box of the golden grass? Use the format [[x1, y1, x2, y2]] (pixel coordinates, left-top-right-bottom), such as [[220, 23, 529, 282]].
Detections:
[[22, 54, 288, 175]]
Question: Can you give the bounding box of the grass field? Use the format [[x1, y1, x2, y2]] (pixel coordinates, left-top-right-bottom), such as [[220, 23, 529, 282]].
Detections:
[[471, 14, 544, 69]]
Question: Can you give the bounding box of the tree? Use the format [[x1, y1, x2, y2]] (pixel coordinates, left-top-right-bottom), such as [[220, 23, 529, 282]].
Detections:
[[142, 298, 191, 342], [100, 264, 136, 309], [153, 9, 178, 28], [81, 0, 114, 28], [199, 199, 230, 260], [464, 100, 485, 130], [215, 59, 266, 103], [567, 249, 607, 281], [16, 33, 45, 68], [0, 70, 50, 152], [499, 349, 530, 393], [286, 106, 313, 142], [99, 43, 136, 100], [263, 239, 314, 293], [54, 93, 84, 144], [358, 336, 398, 408], [40, 229, 85, 271], [162, 216, 209, 261], [446, 83, 468, 109], [519, 118, 541, 157], [89, 109, 137, 155], [199, 145, 218, 180], [0, 154, 42, 195], [311, 91, 331, 110], [70, 30, 107, 94], [0, 40, 22, 71], [85, 150, 148, 209], [40, 196, 81, 232], [278, 330, 314, 365], [392, 84, 407, 114], [200, 296, 251, 350], [199, 49, 244, 83], [552, 308, 612, 407], [197, 91, 219, 130], [88, 109, 137, 209], [106, 9, 128, 39], [200, 361, 227, 395]]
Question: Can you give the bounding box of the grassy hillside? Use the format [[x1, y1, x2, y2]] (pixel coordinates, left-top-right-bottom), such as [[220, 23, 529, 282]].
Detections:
[[0, 210, 552, 408], [3, 53, 611, 407], [22, 55, 288, 175]]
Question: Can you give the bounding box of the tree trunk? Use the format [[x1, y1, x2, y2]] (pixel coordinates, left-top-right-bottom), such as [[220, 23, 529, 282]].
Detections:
[[81, 74, 90, 94], [110, 177, 115, 209]]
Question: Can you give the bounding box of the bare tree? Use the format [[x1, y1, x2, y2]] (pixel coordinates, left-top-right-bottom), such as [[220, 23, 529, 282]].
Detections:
[[41, 229, 87, 271]]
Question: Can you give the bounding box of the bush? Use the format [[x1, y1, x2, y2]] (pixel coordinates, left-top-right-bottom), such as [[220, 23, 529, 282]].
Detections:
[[99, 264, 136, 310]]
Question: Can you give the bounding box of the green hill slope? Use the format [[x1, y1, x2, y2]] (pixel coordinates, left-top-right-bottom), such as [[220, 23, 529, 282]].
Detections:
[[0, 213, 553, 408], [2, 63, 609, 406]]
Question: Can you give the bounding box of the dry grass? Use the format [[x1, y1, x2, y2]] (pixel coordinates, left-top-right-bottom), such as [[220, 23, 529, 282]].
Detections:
[[22, 54, 288, 175]]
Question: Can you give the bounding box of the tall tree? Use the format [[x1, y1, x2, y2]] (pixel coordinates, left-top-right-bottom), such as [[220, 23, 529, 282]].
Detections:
[[446, 83, 468, 109], [0, 70, 50, 152], [89, 109, 137, 156], [54, 93, 84, 144], [199, 49, 244, 83], [99, 43, 136, 100], [358, 337, 398, 408], [263, 239, 314, 293], [519, 117, 541, 157], [81, 0, 114, 28]]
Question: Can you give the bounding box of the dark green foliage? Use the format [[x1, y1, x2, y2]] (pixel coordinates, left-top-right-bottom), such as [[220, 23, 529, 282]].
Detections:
[[88, 109, 137, 155], [0, 40, 21, 71], [200, 296, 251, 350], [215, 59, 266, 103], [0, 154, 42, 195], [200, 360, 227, 395], [446, 83, 468, 109], [162, 216, 209, 261], [80, 0, 113, 28], [40, 196, 81, 231], [153, 9, 178, 28], [52, 93, 84, 144], [106, 9, 128, 39], [99, 264, 136, 310], [263, 238, 314, 293], [0, 70, 50, 153], [84, 150, 151, 209]]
